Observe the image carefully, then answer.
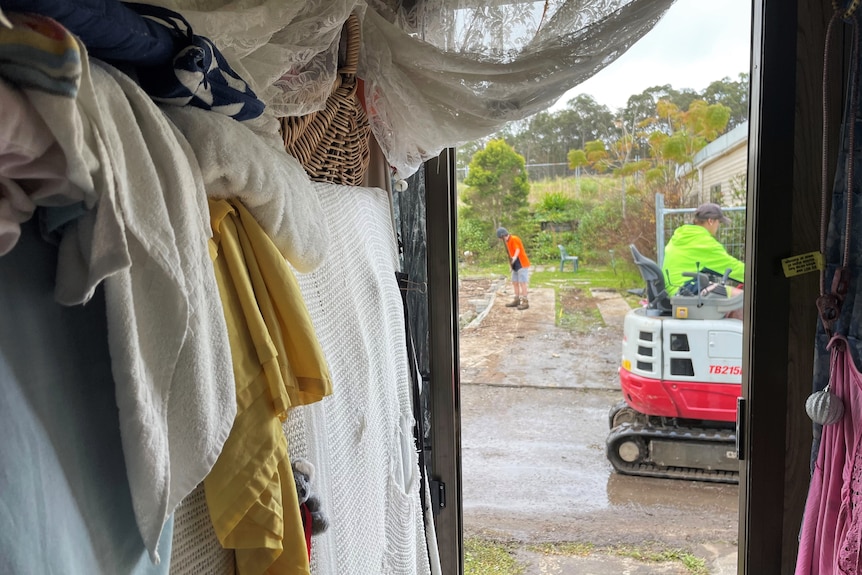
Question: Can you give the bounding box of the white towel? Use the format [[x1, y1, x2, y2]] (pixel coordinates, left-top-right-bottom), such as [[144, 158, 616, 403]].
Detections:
[[43, 58, 236, 563], [24, 41, 129, 305], [162, 105, 329, 272], [100, 61, 236, 562]]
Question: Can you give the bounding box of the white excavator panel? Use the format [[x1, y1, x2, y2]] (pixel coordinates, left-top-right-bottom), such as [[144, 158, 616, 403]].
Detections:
[[621, 308, 743, 385]]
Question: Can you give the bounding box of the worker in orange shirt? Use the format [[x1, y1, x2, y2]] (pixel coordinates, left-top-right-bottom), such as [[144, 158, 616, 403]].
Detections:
[[497, 227, 531, 310]]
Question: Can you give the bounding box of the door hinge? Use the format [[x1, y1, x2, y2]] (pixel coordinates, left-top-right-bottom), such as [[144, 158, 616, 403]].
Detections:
[[736, 396, 746, 461], [430, 477, 446, 514]]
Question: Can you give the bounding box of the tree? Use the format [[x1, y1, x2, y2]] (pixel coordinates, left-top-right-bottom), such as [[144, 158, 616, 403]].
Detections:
[[462, 139, 530, 232], [558, 94, 615, 148], [567, 148, 589, 192], [579, 131, 649, 218], [621, 88, 670, 160], [456, 137, 491, 181], [641, 98, 732, 206], [701, 73, 749, 129], [517, 111, 559, 168], [459, 72, 747, 189], [498, 96, 614, 178], [568, 98, 732, 214]]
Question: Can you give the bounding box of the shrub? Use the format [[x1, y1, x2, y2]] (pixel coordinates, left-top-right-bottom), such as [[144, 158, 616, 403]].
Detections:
[[538, 191, 571, 214], [532, 230, 579, 262], [576, 201, 624, 261], [458, 216, 494, 263]]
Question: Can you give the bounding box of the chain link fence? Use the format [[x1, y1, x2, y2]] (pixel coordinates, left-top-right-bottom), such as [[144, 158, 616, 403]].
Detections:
[[655, 193, 746, 267]]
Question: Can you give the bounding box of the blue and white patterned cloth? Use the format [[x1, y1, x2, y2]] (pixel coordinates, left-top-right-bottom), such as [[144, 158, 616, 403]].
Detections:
[[128, 3, 265, 121]]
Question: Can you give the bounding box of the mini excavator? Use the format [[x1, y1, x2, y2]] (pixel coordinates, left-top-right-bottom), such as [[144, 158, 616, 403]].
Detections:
[[606, 245, 743, 483]]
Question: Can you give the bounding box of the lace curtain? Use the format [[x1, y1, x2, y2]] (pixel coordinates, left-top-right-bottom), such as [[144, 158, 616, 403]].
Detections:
[[147, 0, 673, 177]]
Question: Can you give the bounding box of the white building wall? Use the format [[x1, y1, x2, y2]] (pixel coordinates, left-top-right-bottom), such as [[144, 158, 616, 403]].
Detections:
[[697, 143, 748, 206]]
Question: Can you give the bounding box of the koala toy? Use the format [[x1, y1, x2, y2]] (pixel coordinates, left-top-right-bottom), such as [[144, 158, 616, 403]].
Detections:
[[292, 458, 329, 535]]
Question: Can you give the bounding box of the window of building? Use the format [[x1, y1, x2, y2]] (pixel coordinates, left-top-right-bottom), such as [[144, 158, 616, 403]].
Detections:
[[711, 183, 723, 204]]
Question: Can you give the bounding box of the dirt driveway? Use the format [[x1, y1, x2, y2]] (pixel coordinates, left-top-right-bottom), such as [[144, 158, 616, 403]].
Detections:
[[458, 276, 739, 574], [459, 278, 623, 390]]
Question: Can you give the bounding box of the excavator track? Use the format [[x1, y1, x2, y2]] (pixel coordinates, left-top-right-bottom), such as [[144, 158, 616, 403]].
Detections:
[[606, 422, 739, 484]]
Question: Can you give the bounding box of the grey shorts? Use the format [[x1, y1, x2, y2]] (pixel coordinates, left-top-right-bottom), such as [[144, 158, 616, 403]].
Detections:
[[512, 267, 531, 283]]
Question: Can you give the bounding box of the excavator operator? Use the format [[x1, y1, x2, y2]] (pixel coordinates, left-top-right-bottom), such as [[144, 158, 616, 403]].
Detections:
[[662, 203, 745, 319], [662, 203, 745, 293]]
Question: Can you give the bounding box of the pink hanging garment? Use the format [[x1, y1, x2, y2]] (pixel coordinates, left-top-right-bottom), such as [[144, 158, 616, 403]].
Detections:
[[797, 336, 862, 574], [797, 6, 862, 572]]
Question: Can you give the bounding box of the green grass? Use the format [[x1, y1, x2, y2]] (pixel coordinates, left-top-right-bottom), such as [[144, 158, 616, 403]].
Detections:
[[528, 542, 595, 556], [527, 175, 621, 203], [465, 538, 710, 575], [522, 263, 640, 301], [531, 267, 641, 291], [611, 545, 709, 575], [464, 538, 525, 575], [463, 264, 642, 292]]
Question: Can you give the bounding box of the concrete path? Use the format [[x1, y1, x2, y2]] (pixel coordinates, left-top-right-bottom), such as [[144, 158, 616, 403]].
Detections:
[[590, 288, 635, 324]]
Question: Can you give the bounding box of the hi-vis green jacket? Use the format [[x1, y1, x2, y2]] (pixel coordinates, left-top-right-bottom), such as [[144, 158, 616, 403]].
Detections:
[[662, 224, 745, 292]]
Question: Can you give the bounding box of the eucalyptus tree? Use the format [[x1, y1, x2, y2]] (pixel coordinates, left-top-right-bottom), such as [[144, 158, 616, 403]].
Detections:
[[502, 95, 615, 178], [521, 111, 561, 166], [560, 94, 615, 147]]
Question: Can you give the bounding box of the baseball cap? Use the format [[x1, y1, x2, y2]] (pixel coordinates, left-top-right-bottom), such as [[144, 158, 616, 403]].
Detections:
[[694, 203, 731, 224], [496, 227, 509, 238]]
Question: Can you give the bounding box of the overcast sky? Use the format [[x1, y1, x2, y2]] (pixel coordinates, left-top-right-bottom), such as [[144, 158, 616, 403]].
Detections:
[[552, 0, 753, 112]]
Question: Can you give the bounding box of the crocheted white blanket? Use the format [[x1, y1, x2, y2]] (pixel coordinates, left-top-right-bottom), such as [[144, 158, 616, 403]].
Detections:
[[285, 183, 432, 575]]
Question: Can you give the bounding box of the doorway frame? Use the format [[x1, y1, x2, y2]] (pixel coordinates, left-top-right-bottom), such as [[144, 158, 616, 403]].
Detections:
[[423, 0, 840, 572]]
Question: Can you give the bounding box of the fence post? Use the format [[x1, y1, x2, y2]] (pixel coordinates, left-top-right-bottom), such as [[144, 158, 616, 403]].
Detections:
[[656, 193, 665, 266]]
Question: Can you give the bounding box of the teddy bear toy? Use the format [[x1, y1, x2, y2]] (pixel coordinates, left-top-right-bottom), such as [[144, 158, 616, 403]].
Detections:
[[292, 458, 329, 537]]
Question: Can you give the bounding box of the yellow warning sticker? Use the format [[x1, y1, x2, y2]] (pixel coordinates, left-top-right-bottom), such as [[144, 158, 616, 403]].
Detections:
[[781, 251, 824, 277]]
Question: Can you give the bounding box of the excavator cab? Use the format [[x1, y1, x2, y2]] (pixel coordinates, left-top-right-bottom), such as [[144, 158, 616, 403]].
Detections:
[[630, 244, 743, 321]]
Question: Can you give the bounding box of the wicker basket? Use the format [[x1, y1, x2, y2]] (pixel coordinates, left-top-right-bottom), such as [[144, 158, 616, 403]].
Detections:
[[281, 13, 371, 186]]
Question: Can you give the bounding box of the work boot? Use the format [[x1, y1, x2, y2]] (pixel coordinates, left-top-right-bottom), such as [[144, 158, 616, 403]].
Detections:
[[517, 297, 529, 310], [505, 297, 520, 307]]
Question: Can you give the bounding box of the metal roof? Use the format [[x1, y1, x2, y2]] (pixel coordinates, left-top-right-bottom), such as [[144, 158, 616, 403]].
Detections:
[[691, 120, 749, 168]]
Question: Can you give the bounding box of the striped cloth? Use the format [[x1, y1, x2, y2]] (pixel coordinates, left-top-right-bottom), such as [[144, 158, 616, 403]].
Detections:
[[0, 12, 80, 97], [128, 3, 265, 121]]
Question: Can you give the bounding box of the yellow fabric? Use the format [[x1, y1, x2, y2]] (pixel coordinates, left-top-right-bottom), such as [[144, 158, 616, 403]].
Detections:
[[205, 198, 332, 575]]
